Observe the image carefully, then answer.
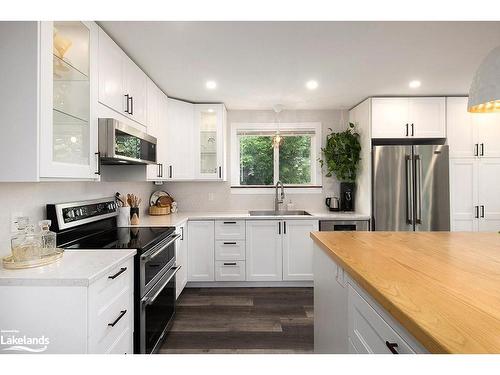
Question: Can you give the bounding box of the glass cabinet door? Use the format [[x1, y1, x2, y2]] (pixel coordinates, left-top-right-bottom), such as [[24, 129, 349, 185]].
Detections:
[[40, 21, 97, 179], [195, 104, 224, 179]]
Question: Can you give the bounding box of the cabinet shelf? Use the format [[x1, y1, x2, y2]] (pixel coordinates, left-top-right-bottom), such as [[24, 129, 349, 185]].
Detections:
[[53, 108, 88, 125], [53, 54, 89, 82]]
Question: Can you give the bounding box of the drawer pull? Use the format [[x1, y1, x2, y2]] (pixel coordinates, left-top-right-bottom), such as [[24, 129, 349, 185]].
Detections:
[[108, 267, 127, 280], [223, 242, 237, 245], [385, 341, 399, 354], [223, 262, 237, 266], [223, 221, 237, 224], [108, 310, 127, 327]]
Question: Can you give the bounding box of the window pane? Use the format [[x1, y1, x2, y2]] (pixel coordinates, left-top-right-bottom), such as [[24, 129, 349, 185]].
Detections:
[[239, 136, 274, 185], [279, 135, 312, 184]]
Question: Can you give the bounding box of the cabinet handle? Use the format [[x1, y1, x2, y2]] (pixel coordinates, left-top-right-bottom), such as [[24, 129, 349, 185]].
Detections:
[[474, 144, 479, 156], [124, 94, 130, 114], [160, 164, 163, 178], [480, 205, 485, 218], [405, 123, 409, 137], [180, 226, 184, 241], [157, 164, 161, 178], [223, 262, 237, 266], [411, 123, 414, 137], [108, 267, 127, 280], [219, 166, 222, 179], [223, 221, 237, 224], [223, 242, 237, 245], [169, 165, 173, 179], [283, 221, 287, 234], [95, 152, 101, 175], [480, 143, 484, 156], [475, 205, 479, 219], [108, 310, 127, 327], [385, 341, 399, 354], [278, 222, 281, 235]]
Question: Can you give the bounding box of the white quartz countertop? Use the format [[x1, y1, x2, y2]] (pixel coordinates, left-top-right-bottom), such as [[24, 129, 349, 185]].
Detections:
[[0, 249, 136, 287], [123, 211, 370, 228]]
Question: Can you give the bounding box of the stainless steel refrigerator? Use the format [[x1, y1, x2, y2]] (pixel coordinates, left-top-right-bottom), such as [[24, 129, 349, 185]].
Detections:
[[372, 145, 450, 231]]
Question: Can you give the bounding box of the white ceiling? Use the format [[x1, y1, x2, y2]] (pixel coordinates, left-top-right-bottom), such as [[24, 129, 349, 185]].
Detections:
[[99, 21, 500, 110]]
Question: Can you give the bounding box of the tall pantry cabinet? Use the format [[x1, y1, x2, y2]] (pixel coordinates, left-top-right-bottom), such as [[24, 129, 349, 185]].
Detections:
[[447, 97, 500, 231]]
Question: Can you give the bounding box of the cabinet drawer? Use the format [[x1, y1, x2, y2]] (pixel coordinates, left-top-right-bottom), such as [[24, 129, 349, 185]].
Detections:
[[89, 258, 133, 312], [348, 285, 416, 354], [89, 286, 132, 353], [106, 326, 132, 354], [215, 220, 245, 240], [215, 240, 245, 261], [215, 260, 246, 281]]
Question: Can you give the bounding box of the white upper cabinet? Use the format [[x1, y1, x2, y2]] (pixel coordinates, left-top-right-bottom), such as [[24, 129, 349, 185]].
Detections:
[[146, 79, 169, 181], [447, 96, 500, 158], [447, 97, 477, 158], [0, 21, 99, 181], [98, 27, 147, 127], [193, 104, 227, 180], [371, 97, 445, 139], [97, 28, 124, 114], [166, 99, 196, 180], [282, 220, 318, 281], [371, 98, 409, 138]]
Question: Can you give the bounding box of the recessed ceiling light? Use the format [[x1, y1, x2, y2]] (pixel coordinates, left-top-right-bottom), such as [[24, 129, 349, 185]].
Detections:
[[206, 80, 217, 89], [409, 80, 421, 89], [306, 80, 319, 90], [207, 109, 214, 113]]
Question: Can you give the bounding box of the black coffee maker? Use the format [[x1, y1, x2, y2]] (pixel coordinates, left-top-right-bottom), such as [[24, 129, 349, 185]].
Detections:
[[340, 182, 355, 211]]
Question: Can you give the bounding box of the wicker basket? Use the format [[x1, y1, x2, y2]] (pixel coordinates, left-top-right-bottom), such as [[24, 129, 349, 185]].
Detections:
[[149, 205, 170, 216]]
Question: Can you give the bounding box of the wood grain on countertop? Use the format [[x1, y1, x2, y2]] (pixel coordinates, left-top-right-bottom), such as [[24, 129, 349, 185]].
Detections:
[[310, 231, 500, 354]]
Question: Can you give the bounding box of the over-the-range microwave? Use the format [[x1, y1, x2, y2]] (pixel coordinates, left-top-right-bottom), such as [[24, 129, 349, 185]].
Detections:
[[98, 118, 157, 165]]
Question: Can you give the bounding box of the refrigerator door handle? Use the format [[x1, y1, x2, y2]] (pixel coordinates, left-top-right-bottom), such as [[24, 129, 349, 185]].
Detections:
[[405, 155, 414, 225], [415, 155, 422, 225]]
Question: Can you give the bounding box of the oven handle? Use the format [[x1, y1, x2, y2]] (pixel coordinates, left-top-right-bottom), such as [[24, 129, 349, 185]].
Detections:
[[140, 233, 181, 262], [143, 265, 181, 306]]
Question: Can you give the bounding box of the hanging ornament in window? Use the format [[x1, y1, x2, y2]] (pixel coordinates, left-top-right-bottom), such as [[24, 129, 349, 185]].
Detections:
[[272, 104, 284, 148]]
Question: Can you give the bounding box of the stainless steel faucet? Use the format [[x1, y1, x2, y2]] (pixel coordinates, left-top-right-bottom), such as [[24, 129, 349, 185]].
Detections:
[[275, 181, 285, 211]]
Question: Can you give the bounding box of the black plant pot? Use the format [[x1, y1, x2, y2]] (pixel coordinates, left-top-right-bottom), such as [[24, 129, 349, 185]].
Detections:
[[340, 182, 355, 211]]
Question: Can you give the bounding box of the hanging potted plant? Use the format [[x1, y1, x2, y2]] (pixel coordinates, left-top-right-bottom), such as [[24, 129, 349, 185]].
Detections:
[[319, 122, 361, 211]]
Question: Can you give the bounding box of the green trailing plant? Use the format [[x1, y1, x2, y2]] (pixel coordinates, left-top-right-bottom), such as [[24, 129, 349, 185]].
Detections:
[[319, 122, 361, 182]]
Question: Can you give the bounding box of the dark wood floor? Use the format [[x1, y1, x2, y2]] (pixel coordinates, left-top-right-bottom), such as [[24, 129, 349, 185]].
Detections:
[[160, 287, 313, 354]]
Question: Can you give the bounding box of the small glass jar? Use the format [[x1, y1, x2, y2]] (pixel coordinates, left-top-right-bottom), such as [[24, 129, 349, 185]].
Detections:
[[39, 220, 57, 255], [11, 223, 42, 262]]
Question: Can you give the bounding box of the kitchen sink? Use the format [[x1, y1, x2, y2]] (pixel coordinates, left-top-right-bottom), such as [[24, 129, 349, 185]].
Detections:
[[249, 210, 312, 216]]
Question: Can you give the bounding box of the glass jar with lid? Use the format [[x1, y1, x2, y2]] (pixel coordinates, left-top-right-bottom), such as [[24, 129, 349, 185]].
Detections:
[[39, 220, 57, 255]]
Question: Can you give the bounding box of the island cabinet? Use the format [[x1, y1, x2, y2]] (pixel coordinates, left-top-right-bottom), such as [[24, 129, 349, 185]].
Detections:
[[371, 97, 445, 139], [314, 243, 427, 354], [175, 222, 188, 298]]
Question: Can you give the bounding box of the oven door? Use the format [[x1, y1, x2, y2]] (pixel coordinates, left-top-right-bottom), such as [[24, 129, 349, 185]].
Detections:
[[140, 232, 181, 296], [139, 262, 181, 354]]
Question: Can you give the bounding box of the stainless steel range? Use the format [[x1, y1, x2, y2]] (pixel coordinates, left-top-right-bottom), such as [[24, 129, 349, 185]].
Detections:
[[46, 197, 181, 354]]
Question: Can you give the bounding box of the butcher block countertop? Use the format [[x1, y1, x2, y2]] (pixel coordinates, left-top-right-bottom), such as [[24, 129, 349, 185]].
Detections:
[[310, 231, 500, 354]]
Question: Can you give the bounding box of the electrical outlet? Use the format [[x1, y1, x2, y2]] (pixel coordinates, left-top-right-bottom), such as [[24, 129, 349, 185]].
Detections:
[[208, 192, 215, 201]]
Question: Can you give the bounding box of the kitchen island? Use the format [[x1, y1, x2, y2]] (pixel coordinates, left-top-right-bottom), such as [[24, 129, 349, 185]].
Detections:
[[311, 231, 500, 354]]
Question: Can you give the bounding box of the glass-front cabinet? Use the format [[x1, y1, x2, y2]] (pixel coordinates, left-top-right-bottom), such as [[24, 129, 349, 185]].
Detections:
[[39, 21, 99, 179], [194, 104, 226, 180]]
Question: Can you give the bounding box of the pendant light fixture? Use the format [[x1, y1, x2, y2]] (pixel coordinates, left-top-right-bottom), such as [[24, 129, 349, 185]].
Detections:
[[272, 104, 285, 148], [468, 45, 500, 113]]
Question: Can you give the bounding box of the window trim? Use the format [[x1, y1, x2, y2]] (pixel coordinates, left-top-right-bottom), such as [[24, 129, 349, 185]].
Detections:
[[231, 122, 322, 193]]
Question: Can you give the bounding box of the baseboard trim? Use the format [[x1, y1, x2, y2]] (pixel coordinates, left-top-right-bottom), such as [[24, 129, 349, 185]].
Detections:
[[186, 281, 313, 288]]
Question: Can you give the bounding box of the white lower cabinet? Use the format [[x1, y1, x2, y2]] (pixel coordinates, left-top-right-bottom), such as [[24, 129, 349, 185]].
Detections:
[[175, 222, 188, 298], [187, 221, 215, 281], [0, 257, 134, 354], [215, 261, 246, 281], [282, 220, 318, 281], [314, 244, 426, 354], [245, 220, 283, 281]]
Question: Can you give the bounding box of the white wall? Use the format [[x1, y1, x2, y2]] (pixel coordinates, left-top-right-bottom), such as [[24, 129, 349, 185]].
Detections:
[[0, 181, 155, 255], [164, 109, 350, 212]]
